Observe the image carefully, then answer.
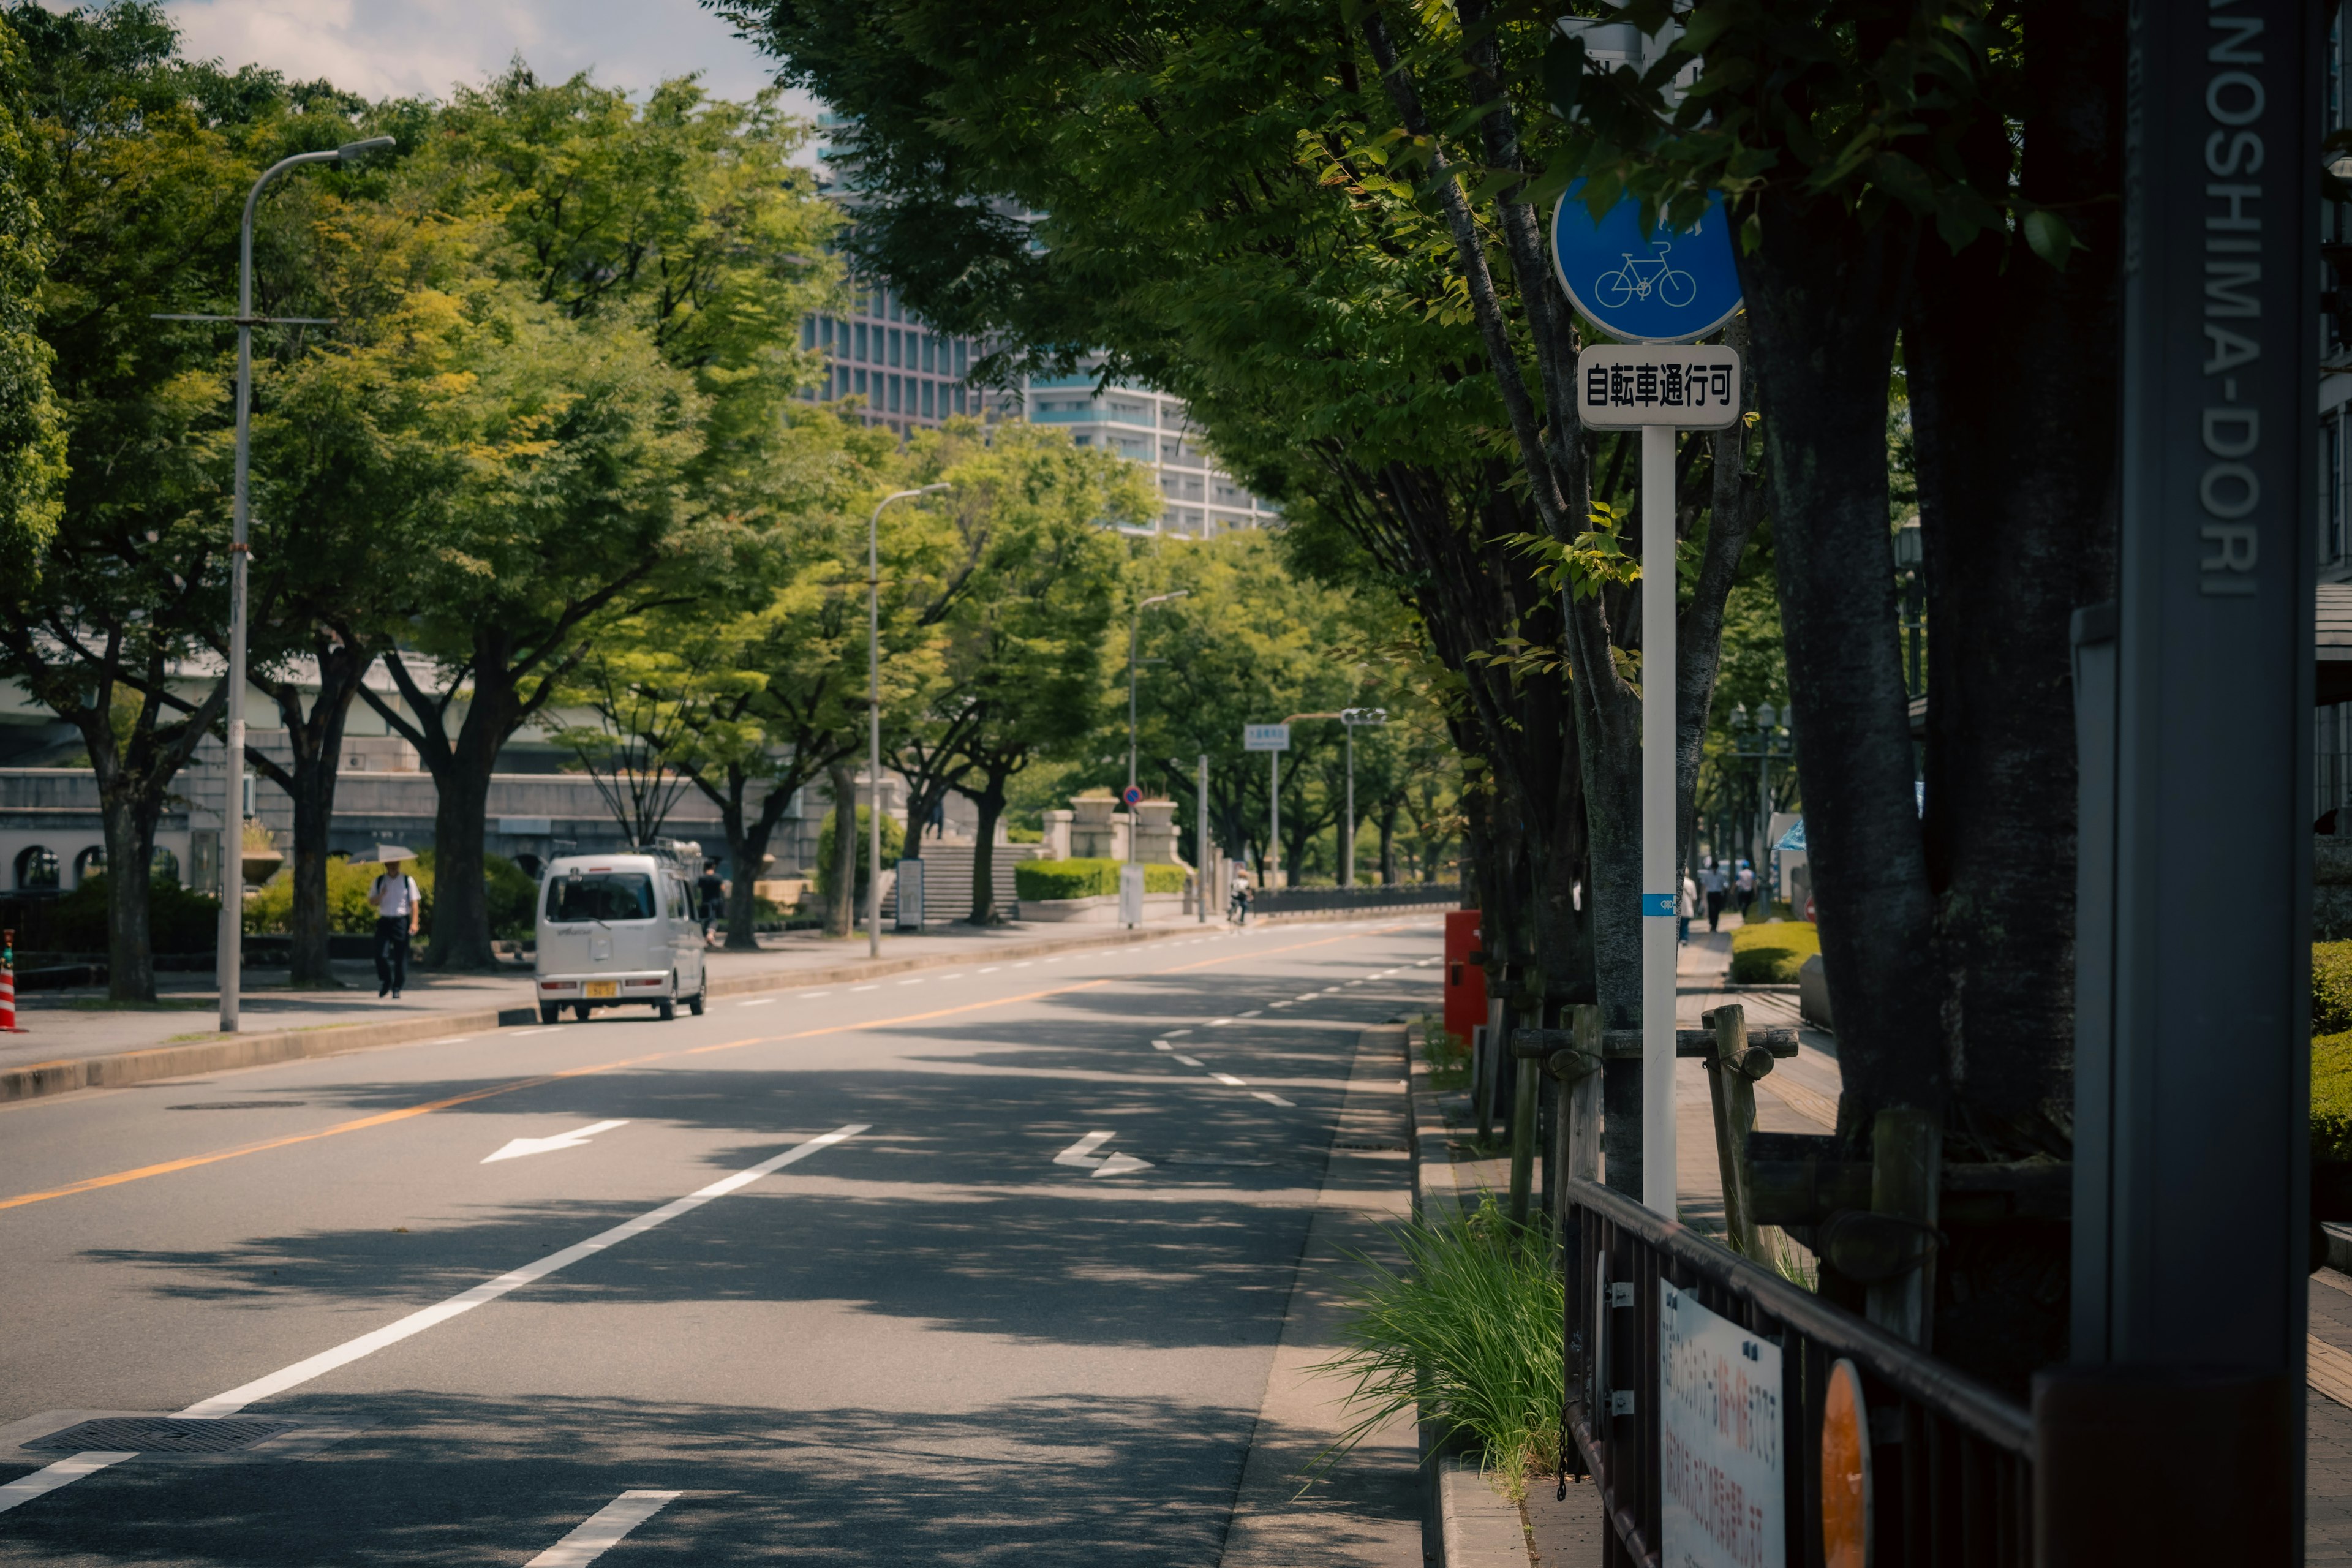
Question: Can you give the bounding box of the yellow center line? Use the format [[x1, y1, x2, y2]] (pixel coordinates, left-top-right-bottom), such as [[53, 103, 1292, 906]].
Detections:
[[0, 921, 1422, 1212]]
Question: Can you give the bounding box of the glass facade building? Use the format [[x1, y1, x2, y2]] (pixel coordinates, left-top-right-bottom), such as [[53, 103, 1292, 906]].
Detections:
[[799, 285, 1002, 440]]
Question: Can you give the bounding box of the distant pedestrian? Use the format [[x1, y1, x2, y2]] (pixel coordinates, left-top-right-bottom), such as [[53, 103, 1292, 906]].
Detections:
[[1735, 862, 1757, 918], [1678, 871, 1698, 946], [697, 859, 726, 945], [1701, 859, 1728, 932], [1229, 865, 1253, 925], [368, 850, 421, 1000]]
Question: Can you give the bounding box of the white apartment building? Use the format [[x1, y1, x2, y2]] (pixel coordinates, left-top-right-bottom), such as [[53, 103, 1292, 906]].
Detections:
[[1023, 373, 1279, 537]]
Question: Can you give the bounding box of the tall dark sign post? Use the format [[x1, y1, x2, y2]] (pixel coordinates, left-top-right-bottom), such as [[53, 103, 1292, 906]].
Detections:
[[2051, 0, 2318, 1558]]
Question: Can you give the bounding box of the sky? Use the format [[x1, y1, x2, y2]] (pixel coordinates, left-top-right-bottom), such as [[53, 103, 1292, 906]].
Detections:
[[145, 0, 821, 116]]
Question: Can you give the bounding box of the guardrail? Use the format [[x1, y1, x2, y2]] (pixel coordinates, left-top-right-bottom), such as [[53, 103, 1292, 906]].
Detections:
[[1251, 881, 1460, 914]]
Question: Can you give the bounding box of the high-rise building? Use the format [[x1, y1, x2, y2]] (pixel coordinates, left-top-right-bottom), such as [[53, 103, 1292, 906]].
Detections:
[[798, 285, 1000, 440], [1024, 372, 1278, 537]]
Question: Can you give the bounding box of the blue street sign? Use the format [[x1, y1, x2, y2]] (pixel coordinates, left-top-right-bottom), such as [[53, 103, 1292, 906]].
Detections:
[[1122, 785, 1143, 805], [1551, 183, 1743, 344]]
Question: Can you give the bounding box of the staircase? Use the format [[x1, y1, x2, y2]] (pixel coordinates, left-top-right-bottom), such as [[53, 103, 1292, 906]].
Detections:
[[881, 841, 1047, 925]]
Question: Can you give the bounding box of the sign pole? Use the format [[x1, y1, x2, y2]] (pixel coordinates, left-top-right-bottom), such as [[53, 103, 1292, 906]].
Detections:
[[1197, 753, 1209, 924], [1269, 748, 1280, 890], [1641, 421, 1678, 1217]]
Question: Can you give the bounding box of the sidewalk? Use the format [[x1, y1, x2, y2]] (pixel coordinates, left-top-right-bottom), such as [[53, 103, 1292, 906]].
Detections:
[[0, 907, 1451, 1103]]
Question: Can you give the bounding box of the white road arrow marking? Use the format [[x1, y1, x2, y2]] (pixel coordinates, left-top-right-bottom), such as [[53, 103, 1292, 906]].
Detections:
[[1052, 1130, 1152, 1178], [483, 1120, 629, 1164]]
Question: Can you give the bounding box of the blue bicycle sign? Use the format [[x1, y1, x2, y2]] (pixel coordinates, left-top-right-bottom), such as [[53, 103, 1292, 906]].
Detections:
[[1551, 182, 1742, 344], [1595, 238, 1697, 311]]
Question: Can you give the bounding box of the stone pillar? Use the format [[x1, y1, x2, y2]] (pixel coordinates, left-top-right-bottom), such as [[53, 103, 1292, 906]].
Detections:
[[1133, 799, 1181, 865], [1069, 794, 1118, 859], [1042, 809, 1074, 861]]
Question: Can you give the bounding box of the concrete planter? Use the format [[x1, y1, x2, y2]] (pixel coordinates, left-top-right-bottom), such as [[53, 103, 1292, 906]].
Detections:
[[1019, 891, 1186, 924]]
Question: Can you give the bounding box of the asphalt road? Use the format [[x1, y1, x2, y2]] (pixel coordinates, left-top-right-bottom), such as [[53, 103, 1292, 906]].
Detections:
[[0, 916, 1442, 1566]]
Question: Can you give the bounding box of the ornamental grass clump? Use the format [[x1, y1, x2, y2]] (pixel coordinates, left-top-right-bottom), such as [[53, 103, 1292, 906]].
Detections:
[[1313, 1197, 1563, 1494]]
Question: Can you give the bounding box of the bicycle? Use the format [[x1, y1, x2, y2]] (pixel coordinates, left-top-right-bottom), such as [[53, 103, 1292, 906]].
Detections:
[[1595, 242, 1697, 310]]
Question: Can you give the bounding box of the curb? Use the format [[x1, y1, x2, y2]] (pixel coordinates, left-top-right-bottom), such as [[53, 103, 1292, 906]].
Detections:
[[0, 903, 1450, 1107], [1404, 1019, 1536, 1568]]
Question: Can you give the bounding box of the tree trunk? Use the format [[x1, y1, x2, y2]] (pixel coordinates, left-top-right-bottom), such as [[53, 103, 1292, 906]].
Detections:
[[1740, 192, 1943, 1136], [1378, 805, 1397, 885], [826, 762, 858, 938], [1902, 0, 2123, 1393], [967, 783, 1007, 924], [99, 786, 156, 1003], [259, 639, 371, 988]]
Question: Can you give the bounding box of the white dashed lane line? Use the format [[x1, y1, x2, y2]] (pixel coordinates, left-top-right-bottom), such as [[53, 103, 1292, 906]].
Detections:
[[737, 999, 775, 1008], [1251, 1091, 1296, 1107], [1211, 1072, 1246, 1087], [1166, 1028, 1192, 1037], [1174, 1055, 1205, 1068]]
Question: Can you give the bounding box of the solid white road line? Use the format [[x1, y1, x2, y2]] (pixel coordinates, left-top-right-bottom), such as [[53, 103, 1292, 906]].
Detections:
[[176, 1125, 868, 1422], [526, 1490, 684, 1567], [1212, 1072, 1247, 1087], [483, 1120, 630, 1165], [0, 1452, 135, 1516], [1174, 1055, 1204, 1068], [1251, 1091, 1296, 1107]]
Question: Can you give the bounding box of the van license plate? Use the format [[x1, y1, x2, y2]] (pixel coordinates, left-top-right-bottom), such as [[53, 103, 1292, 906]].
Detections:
[[585, 981, 617, 999]]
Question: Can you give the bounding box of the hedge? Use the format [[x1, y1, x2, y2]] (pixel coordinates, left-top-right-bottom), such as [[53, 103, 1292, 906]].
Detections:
[[242, 850, 538, 941], [1013, 858, 1187, 901], [1728, 918, 1821, 984]]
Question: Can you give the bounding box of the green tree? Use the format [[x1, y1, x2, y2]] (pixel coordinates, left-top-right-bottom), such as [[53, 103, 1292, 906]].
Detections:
[[922, 421, 1144, 922], [0, 12, 61, 582], [0, 2, 293, 998], [354, 68, 839, 967]]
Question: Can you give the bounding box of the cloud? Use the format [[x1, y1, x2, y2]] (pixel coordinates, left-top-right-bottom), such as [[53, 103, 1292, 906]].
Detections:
[[154, 0, 815, 111]]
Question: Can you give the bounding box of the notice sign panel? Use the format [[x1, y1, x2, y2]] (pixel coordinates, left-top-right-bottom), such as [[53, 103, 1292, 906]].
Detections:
[[1242, 724, 1290, 752], [1577, 345, 1743, 430], [1659, 1281, 1784, 1568]]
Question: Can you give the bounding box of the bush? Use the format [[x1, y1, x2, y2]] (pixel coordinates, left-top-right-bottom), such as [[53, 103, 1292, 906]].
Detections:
[[1314, 1196, 1564, 1492], [1729, 918, 1820, 984], [2318, 1031, 2352, 1161], [1012, 858, 1186, 900], [241, 850, 538, 941], [1005, 823, 1043, 843], [48, 873, 222, 954], [813, 806, 905, 902], [2318, 943, 2352, 1035]]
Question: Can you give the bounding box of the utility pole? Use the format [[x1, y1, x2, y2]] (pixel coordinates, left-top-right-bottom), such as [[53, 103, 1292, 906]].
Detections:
[[163, 135, 395, 1036]]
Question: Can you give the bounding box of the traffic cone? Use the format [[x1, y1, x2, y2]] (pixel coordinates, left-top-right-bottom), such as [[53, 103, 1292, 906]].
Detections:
[[1, 929, 26, 1033]]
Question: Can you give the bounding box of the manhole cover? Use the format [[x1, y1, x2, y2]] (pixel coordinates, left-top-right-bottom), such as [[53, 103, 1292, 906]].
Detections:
[[26, 1417, 296, 1453], [166, 1101, 304, 1111]]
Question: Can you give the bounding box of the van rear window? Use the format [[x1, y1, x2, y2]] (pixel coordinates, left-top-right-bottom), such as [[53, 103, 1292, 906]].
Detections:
[[546, 873, 656, 922]]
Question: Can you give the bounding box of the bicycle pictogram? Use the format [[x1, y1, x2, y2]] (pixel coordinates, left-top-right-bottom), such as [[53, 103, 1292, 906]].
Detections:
[[1594, 239, 1698, 311]]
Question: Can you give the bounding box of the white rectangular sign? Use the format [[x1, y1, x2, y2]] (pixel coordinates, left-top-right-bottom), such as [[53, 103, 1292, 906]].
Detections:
[[1575, 344, 1743, 429], [1242, 723, 1290, 752], [1659, 1280, 1785, 1568]]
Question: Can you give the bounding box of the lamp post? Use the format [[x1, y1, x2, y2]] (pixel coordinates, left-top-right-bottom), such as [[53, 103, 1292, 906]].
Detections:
[[1726, 701, 1794, 908], [180, 136, 394, 1035], [869, 483, 949, 959], [1336, 707, 1387, 887]]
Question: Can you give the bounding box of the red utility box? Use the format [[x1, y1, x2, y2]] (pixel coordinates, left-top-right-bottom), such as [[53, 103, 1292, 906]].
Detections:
[[1444, 909, 1487, 1046]]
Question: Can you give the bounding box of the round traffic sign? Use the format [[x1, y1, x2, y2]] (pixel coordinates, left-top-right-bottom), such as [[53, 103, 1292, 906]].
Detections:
[[1551, 182, 1743, 344], [1122, 785, 1143, 805]]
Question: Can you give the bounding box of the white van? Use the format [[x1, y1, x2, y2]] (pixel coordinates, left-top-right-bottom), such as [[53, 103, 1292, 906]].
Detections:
[[533, 853, 708, 1024]]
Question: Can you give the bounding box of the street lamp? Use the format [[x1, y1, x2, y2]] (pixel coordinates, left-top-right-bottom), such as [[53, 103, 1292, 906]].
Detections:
[[179, 135, 395, 1035], [1337, 707, 1387, 887], [1726, 701, 1794, 908], [869, 482, 950, 959]]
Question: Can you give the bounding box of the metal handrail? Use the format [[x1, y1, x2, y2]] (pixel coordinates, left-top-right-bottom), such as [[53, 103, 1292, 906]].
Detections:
[[1563, 1174, 2034, 1457]]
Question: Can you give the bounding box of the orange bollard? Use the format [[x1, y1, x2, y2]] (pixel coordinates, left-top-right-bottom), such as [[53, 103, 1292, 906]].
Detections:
[[1, 927, 26, 1033]]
